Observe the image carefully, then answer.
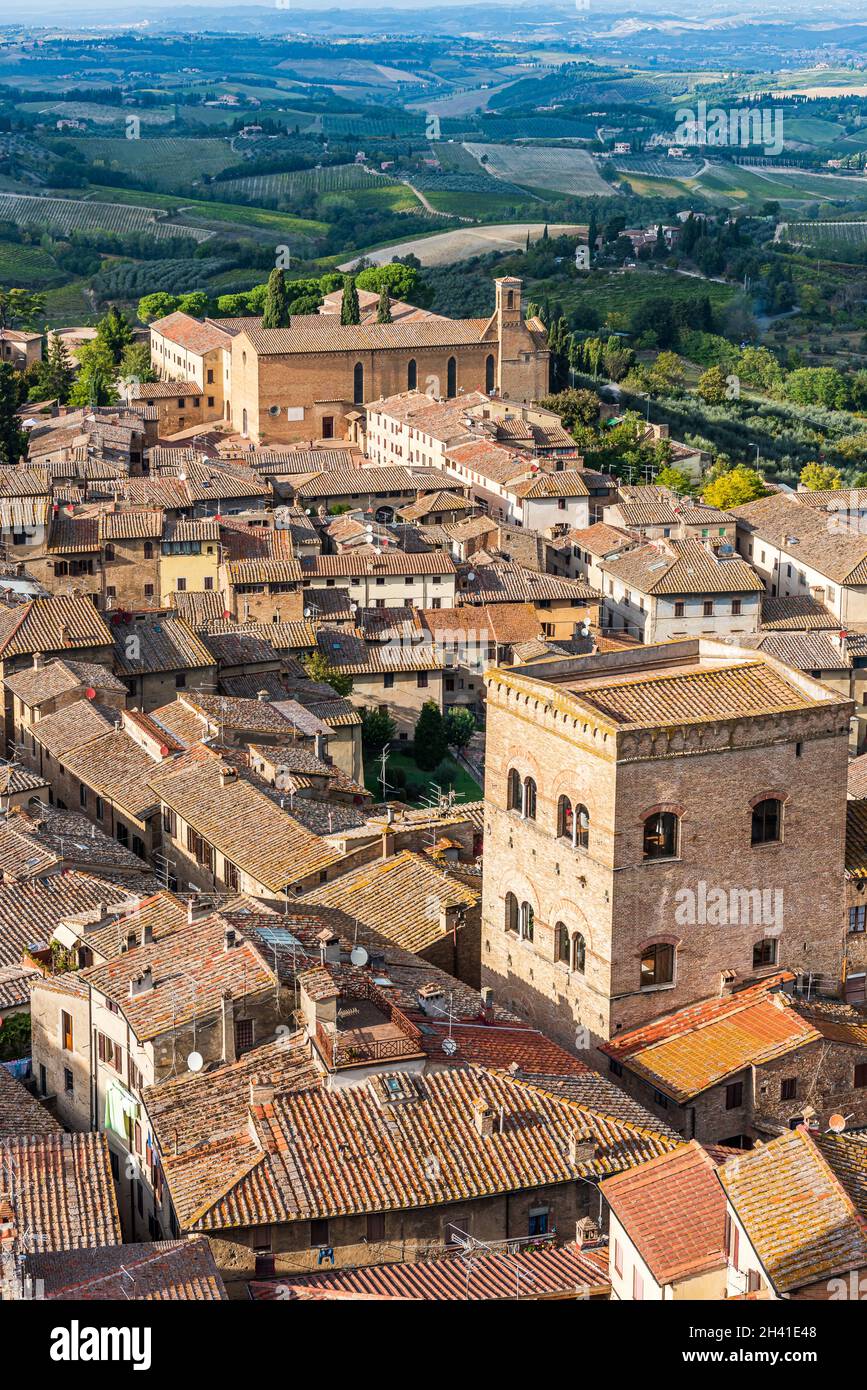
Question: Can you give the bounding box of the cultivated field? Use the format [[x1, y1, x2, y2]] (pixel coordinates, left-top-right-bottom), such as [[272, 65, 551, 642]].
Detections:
[[780, 221, 867, 249], [217, 163, 386, 201], [0, 192, 211, 241], [463, 143, 615, 196], [340, 221, 586, 268], [614, 155, 705, 178], [73, 137, 243, 190]]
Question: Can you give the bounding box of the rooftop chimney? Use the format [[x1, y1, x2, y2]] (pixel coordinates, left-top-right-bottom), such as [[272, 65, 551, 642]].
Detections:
[[219, 765, 238, 787], [128, 966, 154, 998], [417, 983, 445, 1017], [249, 1076, 275, 1107], [224, 927, 237, 951], [568, 1129, 597, 1166], [256, 689, 269, 702], [316, 928, 340, 964], [32, 652, 44, 670], [480, 985, 494, 1022], [473, 1099, 496, 1138], [142, 922, 154, 945]]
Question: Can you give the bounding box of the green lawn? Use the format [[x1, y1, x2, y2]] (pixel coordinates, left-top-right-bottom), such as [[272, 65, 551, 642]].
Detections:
[[364, 747, 482, 807]]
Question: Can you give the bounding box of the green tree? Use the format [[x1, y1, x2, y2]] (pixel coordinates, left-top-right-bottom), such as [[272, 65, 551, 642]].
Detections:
[[214, 292, 252, 317], [176, 291, 210, 317], [356, 263, 422, 303], [340, 276, 360, 326], [69, 340, 118, 409], [0, 288, 45, 331], [695, 365, 728, 405], [0, 1010, 30, 1061], [96, 306, 133, 365], [799, 462, 843, 492], [646, 350, 685, 397], [136, 292, 179, 323], [654, 466, 695, 496], [30, 331, 74, 403], [783, 367, 850, 411], [444, 706, 476, 752], [413, 700, 448, 772], [736, 345, 783, 393], [376, 287, 392, 324], [361, 706, 396, 755], [702, 466, 767, 509], [119, 342, 157, 385], [539, 388, 599, 434], [303, 650, 353, 697], [0, 363, 27, 465], [261, 268, 291, 329], [246, 283, 270, 315]]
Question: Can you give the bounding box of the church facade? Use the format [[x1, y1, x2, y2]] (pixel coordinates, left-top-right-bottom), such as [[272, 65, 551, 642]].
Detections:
[[149, 277, 549, 446]]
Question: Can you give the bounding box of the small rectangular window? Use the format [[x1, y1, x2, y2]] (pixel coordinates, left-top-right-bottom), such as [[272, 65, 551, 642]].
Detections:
[[780, 1077, 797, 1102], [366, 1213, 385, 1243], [64, 1067, 74, 1093], [310, 1218, 329, 1248], [726, 1081, 744, 1110], [62, 1011, 73, 1052]]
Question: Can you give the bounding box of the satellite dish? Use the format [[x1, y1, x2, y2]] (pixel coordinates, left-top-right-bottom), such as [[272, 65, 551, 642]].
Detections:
[[442, 1037, 458, 1056], [85, 687, 96, 700], [828, 1113, 848, 1133], [187, 1051, 204, 1073], [350, 945, 369, 968]]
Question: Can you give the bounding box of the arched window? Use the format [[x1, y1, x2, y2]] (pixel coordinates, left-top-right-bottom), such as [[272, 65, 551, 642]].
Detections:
[[520, 901, 534, 942], [643, 811, 679, 860], [407, 358, 417, 390], [353, 362, 364, 405], [556, 922, 570, 964], [103, 543, 115, 562], [446, 356, 457, 398], [485, 353, 495, 394], [523, 776, 537, 821], [507, 767, 521, 811], [505, 892, 518, 933], [575, 804, 590, 851], [751, 798, 782, 846], [143, 541, 153, 560], [506, 289, 514, 309], [558, 795, 573, 841], [572, 932, 586, 975], [753, 938, 778, 968], [640, 943, 674, 989]]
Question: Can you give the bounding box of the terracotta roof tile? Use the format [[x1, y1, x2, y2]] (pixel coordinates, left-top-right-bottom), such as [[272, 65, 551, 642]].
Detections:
[[601, 1141, 727, 1284], [719, 1128, 867, 1293], [27, 1235, 227, 1300]]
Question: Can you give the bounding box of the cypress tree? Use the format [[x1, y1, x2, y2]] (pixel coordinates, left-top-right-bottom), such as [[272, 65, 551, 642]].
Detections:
[[376, 287, 392, 324], [340, 276, 360, 326], [261, 267, 291, 329]]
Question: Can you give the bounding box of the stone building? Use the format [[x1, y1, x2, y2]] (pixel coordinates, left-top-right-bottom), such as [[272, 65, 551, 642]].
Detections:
[[480, 637, 852, 1050], [600, 973, 867, 1145], [149, 279, 549, 446]]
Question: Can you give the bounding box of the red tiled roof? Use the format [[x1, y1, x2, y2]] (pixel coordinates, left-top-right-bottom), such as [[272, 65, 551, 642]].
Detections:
[[251, 1242, 609, 1301], [601, 1141, 726, 1285]]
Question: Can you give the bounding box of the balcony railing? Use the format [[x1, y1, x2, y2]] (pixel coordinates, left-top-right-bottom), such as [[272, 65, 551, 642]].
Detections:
[[314, 979, 424, 1071]]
